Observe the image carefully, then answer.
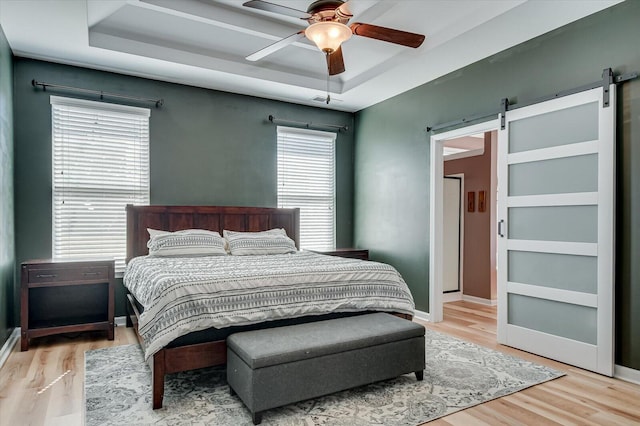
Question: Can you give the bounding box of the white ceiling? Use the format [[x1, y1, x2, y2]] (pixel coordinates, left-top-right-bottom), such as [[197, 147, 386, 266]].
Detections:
[[443, 134, 484, 159], [0, 0, 623, 112]]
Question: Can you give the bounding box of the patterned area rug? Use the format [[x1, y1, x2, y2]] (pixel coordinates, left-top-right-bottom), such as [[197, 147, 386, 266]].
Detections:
[[85, 329, 564, 425]]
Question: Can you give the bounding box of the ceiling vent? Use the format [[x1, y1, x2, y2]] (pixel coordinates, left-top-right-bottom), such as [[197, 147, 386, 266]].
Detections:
[[312, 95, 342, 103]]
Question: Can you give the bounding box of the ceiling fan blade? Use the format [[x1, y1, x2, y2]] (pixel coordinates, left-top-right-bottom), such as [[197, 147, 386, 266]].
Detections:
[[243, 0, 311, 19], [246, 31, 306, 62], [327, 46, 345, 75], [350, 23, 425, 48]]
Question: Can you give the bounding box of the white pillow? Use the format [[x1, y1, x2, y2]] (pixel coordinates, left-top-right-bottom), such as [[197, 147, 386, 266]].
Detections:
[[147, 228, 170, 239], [147, 229, 227, 257], [223, 229, 296, 255]]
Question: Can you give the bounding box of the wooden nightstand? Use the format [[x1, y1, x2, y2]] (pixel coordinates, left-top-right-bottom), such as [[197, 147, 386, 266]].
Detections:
[[309, 248, 369, 261], [20, 259, 115, 351]]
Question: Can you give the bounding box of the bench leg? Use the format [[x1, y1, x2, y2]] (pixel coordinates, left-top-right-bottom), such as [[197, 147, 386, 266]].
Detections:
[[415, 370, 424, 381], [252, 411, 262, 425]]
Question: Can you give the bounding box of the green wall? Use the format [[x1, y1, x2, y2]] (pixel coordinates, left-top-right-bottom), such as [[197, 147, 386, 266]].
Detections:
[[13, 58, 355, 319], [0, 23, 15, 349], [354, 0, 640, 370]]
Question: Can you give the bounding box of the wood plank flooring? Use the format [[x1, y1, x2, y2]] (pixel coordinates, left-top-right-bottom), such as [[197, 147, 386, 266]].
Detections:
[[0, 328, 138, 426], [0, 301, 638, 425], [419, 301, 640, 425]]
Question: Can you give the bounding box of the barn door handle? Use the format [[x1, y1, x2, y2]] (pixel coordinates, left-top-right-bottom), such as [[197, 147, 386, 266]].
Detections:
[[498, 220, 505, 238]]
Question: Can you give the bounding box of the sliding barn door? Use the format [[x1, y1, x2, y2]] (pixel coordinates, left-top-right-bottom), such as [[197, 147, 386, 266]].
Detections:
[[497, 86, 615, 375]]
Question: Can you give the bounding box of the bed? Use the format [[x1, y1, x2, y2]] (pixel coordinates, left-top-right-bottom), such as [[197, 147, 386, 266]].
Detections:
[[124, 205, 415, 409]]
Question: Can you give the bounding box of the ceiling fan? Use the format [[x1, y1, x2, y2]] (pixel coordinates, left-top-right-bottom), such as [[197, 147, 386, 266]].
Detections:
[[243, 0, 426, 76]]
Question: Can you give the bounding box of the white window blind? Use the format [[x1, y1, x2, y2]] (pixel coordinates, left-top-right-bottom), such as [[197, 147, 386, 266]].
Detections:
[[277, 126, 336, 251], [51, 96, 150, 273]]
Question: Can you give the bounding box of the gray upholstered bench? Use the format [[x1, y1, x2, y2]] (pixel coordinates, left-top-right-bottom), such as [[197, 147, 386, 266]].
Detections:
[[226, 312, 425, 425]]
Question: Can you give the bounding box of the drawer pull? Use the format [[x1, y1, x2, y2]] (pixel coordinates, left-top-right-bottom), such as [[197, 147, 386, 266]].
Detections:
[[36, 274, 57, 278], [83, 272, 101, 276]]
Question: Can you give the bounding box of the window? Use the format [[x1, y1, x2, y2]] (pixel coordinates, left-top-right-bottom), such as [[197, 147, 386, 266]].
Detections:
[[51, 96, 150, 273], [277, 126, 336, 250]]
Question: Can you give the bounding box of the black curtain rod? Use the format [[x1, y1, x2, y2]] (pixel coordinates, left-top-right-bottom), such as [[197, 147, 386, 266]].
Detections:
[[426, 68, 637, 133], [268, 115, 348, 132], [32, 79, 164, 107]]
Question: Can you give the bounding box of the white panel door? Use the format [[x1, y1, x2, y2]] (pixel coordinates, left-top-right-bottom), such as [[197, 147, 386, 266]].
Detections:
[[497, 86, 615, 375], [443, 177, 461, 293]]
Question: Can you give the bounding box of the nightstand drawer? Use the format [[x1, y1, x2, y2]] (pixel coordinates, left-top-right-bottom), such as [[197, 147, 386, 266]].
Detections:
[[28, 265, 109, 284]]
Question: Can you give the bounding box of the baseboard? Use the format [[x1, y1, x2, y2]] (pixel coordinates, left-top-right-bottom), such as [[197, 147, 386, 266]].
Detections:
[[114, 316, 126, 327], [462, 294, 497, 306], [614, 364, 640, 385], [443, 291, 462, 303], [0, 327, 20, 371], [414, 309, 430, 322]]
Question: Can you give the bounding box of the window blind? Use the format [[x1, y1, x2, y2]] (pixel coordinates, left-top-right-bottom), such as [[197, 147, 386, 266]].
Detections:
[[277, 126, 336, 250], [51, 96, 150, 273]]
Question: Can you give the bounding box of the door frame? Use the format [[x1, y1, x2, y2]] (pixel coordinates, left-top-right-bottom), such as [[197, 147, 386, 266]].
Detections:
[[429, 119, 499, 322]]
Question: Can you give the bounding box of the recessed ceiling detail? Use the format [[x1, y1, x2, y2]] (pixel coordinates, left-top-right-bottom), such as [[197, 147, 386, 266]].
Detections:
[[0, 0, 623, 112]]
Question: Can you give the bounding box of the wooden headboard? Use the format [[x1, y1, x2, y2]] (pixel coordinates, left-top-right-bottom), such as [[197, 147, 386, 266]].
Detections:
[[126, 205, 300, 261]]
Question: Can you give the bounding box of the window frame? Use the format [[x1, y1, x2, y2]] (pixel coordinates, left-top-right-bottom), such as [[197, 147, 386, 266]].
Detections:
[[50, 95, 150, 273], [276, 125, 336, 251]]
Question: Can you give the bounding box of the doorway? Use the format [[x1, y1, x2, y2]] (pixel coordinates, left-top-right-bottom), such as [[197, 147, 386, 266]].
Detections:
[[429, 120, 499, 322]]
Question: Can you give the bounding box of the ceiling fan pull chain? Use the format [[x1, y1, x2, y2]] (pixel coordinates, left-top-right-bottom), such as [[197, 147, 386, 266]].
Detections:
[[326, 52, 331, 104]]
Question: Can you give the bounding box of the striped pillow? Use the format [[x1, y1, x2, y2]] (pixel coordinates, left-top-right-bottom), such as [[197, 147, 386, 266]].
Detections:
[[223, 229, 297, 255], [148, 229, 227, 257]]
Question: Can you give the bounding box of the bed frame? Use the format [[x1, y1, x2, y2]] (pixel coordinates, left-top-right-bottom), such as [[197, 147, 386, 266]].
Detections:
[[125, 204, 301, 409], [125, 204, 410, 409]]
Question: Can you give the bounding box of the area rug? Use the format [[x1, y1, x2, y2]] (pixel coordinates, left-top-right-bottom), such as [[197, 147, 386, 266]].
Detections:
[[85, 329, 564, 425]]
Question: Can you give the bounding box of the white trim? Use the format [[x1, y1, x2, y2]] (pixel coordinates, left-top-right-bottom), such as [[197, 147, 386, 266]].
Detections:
[[507, 192, 598, 207], [429, 130, 444, 323], [413, 309, 430, 322], [507, 140, 598, 165], [0, 328, 20, 371], [596, 84, 616, 377], [502, 88, 599, 122], [462, 294, 497, 306], [114, 316, 127, 327], [507, 239, 597, 256], [276, 125, 338, 139], [506, 324, 597, 372], [443, 291, 462, 303], [497, 113, 509, 344], [614, 365, 640, 385], [507, 281, 597, 308], [429, 119, 500, 323], [490, 131, 498, 302], [49, 95, 151, 116]]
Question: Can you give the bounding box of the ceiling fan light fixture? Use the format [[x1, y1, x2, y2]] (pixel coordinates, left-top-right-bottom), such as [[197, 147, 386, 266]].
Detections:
[[305, 21, 352, 53]]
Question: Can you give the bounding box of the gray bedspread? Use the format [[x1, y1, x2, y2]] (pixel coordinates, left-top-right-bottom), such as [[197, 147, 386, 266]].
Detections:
[[123, 251, 415, 360]]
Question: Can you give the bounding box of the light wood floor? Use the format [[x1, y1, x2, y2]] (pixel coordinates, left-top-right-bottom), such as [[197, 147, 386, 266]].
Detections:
[[0, 301, 638, 426], [418, 302, 640, 426]]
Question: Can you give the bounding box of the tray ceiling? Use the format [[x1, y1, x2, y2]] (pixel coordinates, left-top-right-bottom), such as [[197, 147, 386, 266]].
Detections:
[[0, 0, 623, 112]]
